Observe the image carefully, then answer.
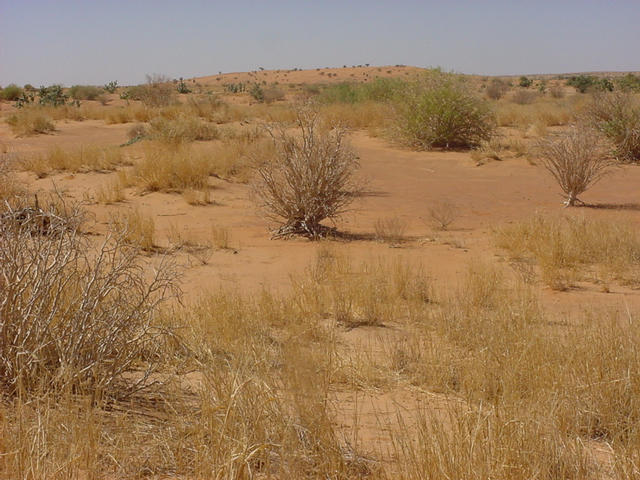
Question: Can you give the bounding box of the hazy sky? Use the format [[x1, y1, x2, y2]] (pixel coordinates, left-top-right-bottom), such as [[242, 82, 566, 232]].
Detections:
[[1, 0, 639, 87]]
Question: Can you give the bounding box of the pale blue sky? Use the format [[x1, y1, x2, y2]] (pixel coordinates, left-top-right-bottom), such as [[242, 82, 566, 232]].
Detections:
[[1, 0, 639, 87]]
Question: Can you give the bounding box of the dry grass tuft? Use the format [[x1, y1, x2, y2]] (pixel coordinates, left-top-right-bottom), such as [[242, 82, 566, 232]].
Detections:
[[6, 108, 55, 136], [374, 216, 408, 244], [110, 208, 156, 251], [495, 214, 640, 288], [21, 145, 129, 177]]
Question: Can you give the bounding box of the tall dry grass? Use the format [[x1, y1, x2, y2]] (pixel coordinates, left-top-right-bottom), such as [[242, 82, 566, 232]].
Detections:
[[495, 214, 640, 289], [21, 145, 129, 177]]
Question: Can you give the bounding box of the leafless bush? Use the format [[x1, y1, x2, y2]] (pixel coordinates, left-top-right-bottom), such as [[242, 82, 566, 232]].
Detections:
[[0, 200, 177, 398], [252, 106, 361, 238], [374, 216, 408, 244], [486, 78, 508, 100], [511, 89, 538, 105], [549, 85, 565, 98], [537, 127, 615, 206], [428, 199, 459, 230]]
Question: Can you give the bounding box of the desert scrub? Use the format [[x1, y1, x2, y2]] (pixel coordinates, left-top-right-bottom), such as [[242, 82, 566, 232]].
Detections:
[[586, 91, 640, 163], [5, 107, 54, 136], [536, 126, 615, 206], [148, 115, 219, 145], [394, 70, 495, 149], [133, 142, 212, 192], [0, 200, 176, 397], [21, 145, 128, 177], [495, 214, 640, 287], [252, 106, 361, 238]]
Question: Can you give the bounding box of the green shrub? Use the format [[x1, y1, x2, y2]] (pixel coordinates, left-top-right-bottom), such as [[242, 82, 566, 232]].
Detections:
[[1, 84, 23, 101], [176, 77, 191, 94], [565, 75, 614, 93], [586, 91, 640, 163], [318, 78, 405, 104], [519, 76, 533, 88], [38, 85, 68, 106], [249, 83, 265, 102], [104, 80, 118, 93], [394, 71, 495, 150], [68, 85, 104, 101], [616, 73, 640, 92]]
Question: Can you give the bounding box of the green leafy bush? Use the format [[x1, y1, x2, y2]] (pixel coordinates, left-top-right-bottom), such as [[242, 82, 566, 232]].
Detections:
[[616, 73, 640, 92], [318, 78, 405, 104], [519, 76, 533, 88], [586, 92, 640, 163], [104, 80, 118, 93], [38, 85, 68, 106], [394, 71, 495, 150], [1, 84, 23, 101]]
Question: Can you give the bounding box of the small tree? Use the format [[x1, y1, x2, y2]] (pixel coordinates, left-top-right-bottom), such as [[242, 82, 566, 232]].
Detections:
[[252, 106, 361, 238], [538, 127, 615, 206]]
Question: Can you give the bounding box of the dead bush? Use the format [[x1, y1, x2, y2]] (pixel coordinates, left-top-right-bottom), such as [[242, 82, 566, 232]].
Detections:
[[485, 78, 508, 100], [537, 127, 615, 206], [511, 89, 538, 105], [252, 106, 361, 238], [428, 199, 459, 230], [374, 216, 408, 244], [0, 201, 176, 398]]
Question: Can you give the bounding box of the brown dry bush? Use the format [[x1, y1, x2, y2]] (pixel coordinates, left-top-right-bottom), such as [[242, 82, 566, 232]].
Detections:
[[374, 216, 408, 244], [427, 199, 459, 230], [485, 78, 509, 100], [537, 126, 615, 206], [252, 107, 361, 238], [0, 200, 176, 398]]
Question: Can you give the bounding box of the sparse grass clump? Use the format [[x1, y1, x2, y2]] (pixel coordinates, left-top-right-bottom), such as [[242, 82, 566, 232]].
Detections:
[[68, 84, 105, 101], [394, 71, 495, 150], [374, 216, 408, 244], [111, 208, 156, 251], [133, 143, 211, 192], [21, 145, 128, 177], [495, 214, 640, 288], [5, 108, 55, 136], [148, 115, 219, 145]]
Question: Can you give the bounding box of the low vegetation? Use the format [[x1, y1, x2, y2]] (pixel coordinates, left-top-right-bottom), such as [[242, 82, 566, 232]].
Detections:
[[537, 126, 615, 206], [496, 214, 640, 289], [586, 91, 640, 163], [252, 107, 361, 238], [5, 108, 55, 136], [394, 71, 495, 149], [21, 145, 128, 177]]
